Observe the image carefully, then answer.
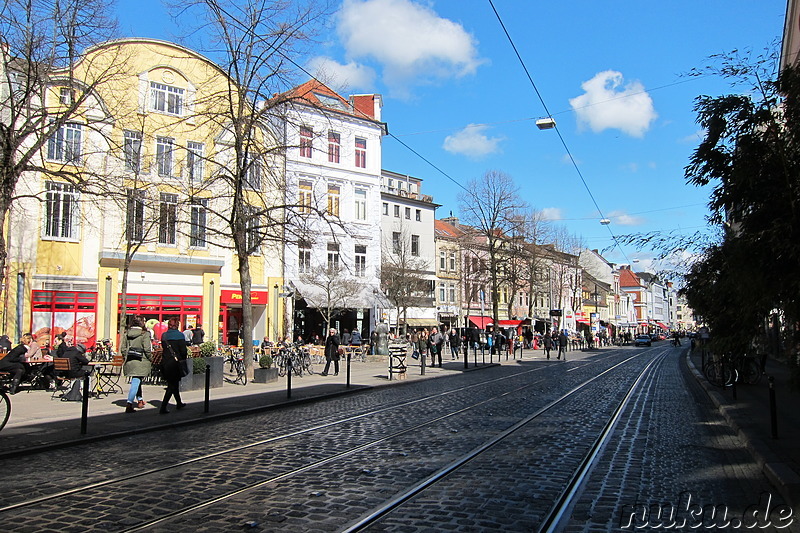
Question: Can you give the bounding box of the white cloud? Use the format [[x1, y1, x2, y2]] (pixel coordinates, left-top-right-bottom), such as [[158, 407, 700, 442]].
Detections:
[[337, 0, 483, 91], [307, 56, 376, 92], [443, 124, 503, 159], [569, 71, 657, 138], [607, 210, 644, 226], [541, 207, 563, 221]]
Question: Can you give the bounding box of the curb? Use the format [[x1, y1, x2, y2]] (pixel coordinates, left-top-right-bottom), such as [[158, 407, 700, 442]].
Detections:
[[685, 352, 800, 506]]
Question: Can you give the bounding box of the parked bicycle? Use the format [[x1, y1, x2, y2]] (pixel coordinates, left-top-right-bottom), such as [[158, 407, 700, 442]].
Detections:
[[703, 352, 761, 387], [274, 343, 314, 377], [222, 347, 247, 385], [90, 338, 115, 361]]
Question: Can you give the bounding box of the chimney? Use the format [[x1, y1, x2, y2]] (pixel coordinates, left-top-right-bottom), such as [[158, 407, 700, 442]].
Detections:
[[350, 94, 382, 121]]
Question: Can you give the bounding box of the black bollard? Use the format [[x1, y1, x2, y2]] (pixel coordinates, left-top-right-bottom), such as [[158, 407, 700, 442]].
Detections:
[[80, 376, 90, 435], [346, 351, 351, 388], [769, 376, 778, 439], [421, 352, 426, 376], [463, 341, 468, 370], [287, 357, 292, 399], [204, 364, 210, 413]]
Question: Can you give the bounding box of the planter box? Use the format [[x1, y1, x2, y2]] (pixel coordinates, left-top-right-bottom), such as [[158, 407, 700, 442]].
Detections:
[[253, 367, 279, 383], [180, 356, 224, 391]]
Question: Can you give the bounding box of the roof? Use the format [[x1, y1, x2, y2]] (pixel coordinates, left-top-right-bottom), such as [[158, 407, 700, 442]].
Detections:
[[619, 267, 643, 288], [434, 219, 465, 238], [281, 79, 381, 124]]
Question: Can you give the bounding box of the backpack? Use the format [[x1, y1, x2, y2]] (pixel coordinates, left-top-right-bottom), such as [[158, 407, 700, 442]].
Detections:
[[61, 379, 83, 402]]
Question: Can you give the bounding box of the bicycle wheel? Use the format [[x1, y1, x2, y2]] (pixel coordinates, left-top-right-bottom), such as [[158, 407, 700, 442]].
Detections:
[[302, 352, 314, 375], [741, 359, 761, 385], [0, 390, 10, 432], [237, 360, 247, 385], [276, 355, 287, 377], [705, 361, 734, 387]]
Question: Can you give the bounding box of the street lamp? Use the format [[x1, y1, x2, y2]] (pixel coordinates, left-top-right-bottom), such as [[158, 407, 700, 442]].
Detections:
[[536, 117, 556, 130]]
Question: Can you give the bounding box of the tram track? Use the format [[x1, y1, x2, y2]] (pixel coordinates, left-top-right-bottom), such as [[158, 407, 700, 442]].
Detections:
[[0, 348, 664, 532]]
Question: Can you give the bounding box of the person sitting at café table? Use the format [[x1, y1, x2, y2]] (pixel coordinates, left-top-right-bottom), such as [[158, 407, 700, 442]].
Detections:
[[0, 335, 28, 394], [58, 343, 92, 380]]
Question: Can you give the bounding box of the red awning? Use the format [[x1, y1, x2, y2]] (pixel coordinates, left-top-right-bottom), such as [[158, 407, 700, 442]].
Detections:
[[498, 319, 523, 327], [468, 315, 493, 329], [576, 319, 590, 325], [657, 322, 668, 329]]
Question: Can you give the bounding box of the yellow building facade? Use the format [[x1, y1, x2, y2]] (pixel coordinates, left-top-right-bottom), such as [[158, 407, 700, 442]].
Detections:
[[4, 38, 284, 348]]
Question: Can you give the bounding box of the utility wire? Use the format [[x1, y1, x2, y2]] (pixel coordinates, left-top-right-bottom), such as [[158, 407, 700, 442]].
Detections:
[[487, 0, 633, 264]]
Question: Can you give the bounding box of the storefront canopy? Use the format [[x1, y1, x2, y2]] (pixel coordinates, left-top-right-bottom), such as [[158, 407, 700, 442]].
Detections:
[[404, 318, 440, 327], [468, 315, 493, 329], [576, 319, 590, 325], [656, 322, 668, 329]]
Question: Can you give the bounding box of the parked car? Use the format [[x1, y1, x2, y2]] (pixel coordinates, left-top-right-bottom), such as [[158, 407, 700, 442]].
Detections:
[[634, 335, 652, 347]]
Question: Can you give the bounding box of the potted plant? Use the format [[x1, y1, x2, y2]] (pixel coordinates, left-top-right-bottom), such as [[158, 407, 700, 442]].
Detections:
[[253, 354, 278, 383], [194, 341, 223, 389]]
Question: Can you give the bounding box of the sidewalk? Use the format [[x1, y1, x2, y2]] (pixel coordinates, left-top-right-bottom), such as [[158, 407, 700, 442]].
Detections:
[[687, 348, 800, 506], [0, 350, 521, 457]]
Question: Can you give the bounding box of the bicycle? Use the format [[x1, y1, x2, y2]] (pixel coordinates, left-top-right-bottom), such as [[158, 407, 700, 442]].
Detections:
[[275, 344, 314, 377], [0, 374, 12, 432], [90, 339, 114, 362], [703, 353, 761, 387], [223, 348, 247, 385]]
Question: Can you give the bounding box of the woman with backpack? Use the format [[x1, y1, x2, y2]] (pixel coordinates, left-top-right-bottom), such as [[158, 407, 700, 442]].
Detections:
[[121, 316, 152, 413], [159, 317, 188, 414]]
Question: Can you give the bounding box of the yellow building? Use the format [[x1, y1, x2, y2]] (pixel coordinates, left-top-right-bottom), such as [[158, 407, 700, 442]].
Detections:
[[5, 38, 284, 349]]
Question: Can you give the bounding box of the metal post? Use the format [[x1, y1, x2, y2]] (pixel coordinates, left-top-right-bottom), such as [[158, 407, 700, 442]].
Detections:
[[463, 338, 468, 369], [287, 356, 292, 399], [769, 376, 778, 439], [421, 351, 426, 376], [346, 351, 351, 388], [80, 377, 89, 435], [204, 364, 210, 413]]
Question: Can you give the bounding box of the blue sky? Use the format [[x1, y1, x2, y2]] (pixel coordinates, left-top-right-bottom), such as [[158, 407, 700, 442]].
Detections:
[[116, 0, 787, 271]]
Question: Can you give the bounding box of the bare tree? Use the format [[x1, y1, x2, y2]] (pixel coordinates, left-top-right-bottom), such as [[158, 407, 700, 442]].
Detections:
[[458, 170, 526, 333], [166, 0, 332, 374], [300, 263, 361, 337], [0, 0, 119, 297], [381, 228, 431, 337]]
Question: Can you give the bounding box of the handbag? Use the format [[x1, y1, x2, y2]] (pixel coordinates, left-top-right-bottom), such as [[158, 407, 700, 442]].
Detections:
[[126, 347, 144, 362], [411, 350, 420, 360]]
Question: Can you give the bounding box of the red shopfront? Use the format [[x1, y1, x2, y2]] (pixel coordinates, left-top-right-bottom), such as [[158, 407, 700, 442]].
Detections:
[[121, 293, 203, 343], [219, 289, 268, 346]]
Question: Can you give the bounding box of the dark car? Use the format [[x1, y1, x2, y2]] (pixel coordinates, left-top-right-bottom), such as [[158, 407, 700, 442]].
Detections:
[[634, 335, 652, 347]]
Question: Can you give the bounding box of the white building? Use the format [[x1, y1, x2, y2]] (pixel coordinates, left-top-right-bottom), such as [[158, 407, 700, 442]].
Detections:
[[380, 170, 439, 330], [280, 80, 387, 339]]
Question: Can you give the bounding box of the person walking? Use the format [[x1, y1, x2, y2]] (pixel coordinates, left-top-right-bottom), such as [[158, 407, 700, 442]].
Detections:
[[417, 329, 429, 368], [429, 326, 445, 367], [191, 323, 205, 345], [558, 330, 568, 360], [159, 318, 188, 414], [448, 328, 461, 360], [321, 328, 341, 376], [543, 332, 553, 360], [121, 316, 152, 413]]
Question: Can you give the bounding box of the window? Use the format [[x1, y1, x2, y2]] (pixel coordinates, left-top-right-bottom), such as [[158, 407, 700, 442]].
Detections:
[[449, 284, 456, 303], [404, 207, 411, 219], [244, 156, 261, 190], [299, 180, 312, 214], [439, 283, 446, 303], [382, 202, 388, 215], [123, 130, 142, 172], [126, 189, 145, 242], [440, 251, 446, 271], [393, 205, 400, 218], [392, 232, 401, 254], [449, 252, 456, 271], [328, 132, 340, 163], [415, 209, 421, 221], [59, 87, 75, 105], [245, 205, 262, 252], [354, 188, 367, 221], [355, 137, 366, 168], [186, 141, 204, 182], [47, 122, 82, 164], [44, 182, 80, 240], [327, 242, 340, 270], [327, 184, 340, 217], [355, 244, 367, 277], [300, 127, 312, 158], [299, 243, 311, 274], [190, 198, 207, 247], [158, 193, 178, 245], [411, 234, 419, 256], [156, 136, 174, 177], [150, 81, 184, 115]]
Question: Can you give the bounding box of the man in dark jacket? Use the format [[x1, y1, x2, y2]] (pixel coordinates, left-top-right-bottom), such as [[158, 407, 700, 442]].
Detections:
[[59, 343, 92, 378], [0, 338, 27, 393], [191, 324, 205, 345]]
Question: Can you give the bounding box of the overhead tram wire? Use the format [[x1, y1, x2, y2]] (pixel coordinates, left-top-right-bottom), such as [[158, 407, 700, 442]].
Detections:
[[487, 0, 633, 264]]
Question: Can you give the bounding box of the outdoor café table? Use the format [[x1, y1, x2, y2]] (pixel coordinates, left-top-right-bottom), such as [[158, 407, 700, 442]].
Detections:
[[24, 357, 53, 391], [88, 361, 116, 397]]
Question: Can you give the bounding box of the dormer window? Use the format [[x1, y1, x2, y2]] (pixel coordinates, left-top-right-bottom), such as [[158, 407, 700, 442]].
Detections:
[[150, 81, 184, 116], [59, 87, 75, 105]]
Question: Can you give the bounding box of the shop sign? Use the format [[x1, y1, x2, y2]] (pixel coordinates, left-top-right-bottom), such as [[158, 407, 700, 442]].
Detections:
[[220, 289, 269, 305]]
